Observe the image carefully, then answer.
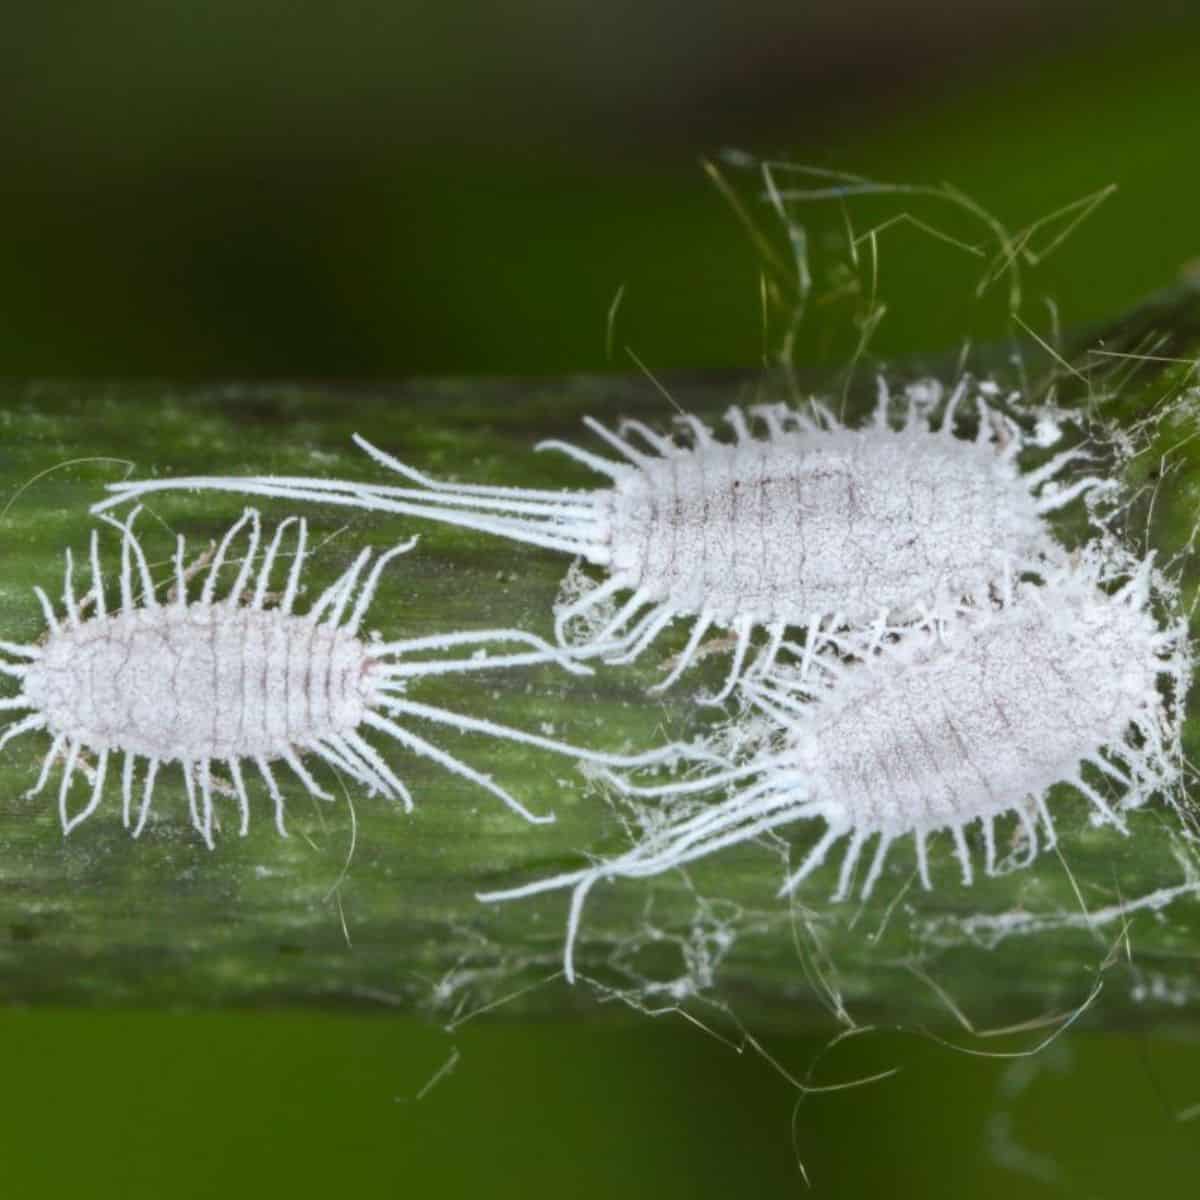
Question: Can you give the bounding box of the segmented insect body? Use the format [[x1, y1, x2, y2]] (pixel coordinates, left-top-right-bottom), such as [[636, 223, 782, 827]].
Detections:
[[0, 509, 682, 846], [480, 548, 1189, 980], [91, 379, 1104, 698]]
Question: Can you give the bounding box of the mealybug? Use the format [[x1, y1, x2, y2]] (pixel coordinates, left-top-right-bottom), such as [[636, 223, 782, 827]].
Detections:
[[0, 508, 682, 846], [91, 379, 1104, 699], [479, 546, 1190, 981]]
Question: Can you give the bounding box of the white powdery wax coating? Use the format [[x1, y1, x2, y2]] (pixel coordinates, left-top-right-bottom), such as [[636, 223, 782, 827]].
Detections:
[[805, 580, 1163, 835], [603, 425, 1047, 625], [22, 606, 370, 763], [90, 380, 1110, 696], [476, 552, 1189, 983], [0, 507, 683, 846]]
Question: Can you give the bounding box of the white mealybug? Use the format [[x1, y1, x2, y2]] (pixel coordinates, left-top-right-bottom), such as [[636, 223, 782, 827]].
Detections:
[[479, 547, 1191, 981], [91, 379, 1105, 698], [0, 508, 684, 847]]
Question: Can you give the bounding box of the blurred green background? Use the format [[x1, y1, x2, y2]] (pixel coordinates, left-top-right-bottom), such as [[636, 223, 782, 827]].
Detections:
[[3, 3, 1200, 1196]]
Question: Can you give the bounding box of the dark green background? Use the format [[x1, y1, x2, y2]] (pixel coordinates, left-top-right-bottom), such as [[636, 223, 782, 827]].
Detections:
[[3, 4, 1200, 1195]]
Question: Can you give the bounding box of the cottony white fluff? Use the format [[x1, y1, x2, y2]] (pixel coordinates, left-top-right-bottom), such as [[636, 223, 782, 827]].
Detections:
[[480, 547, 1190, 981], [91, 379, 1104, 699], [0, 508, 682, 847]]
